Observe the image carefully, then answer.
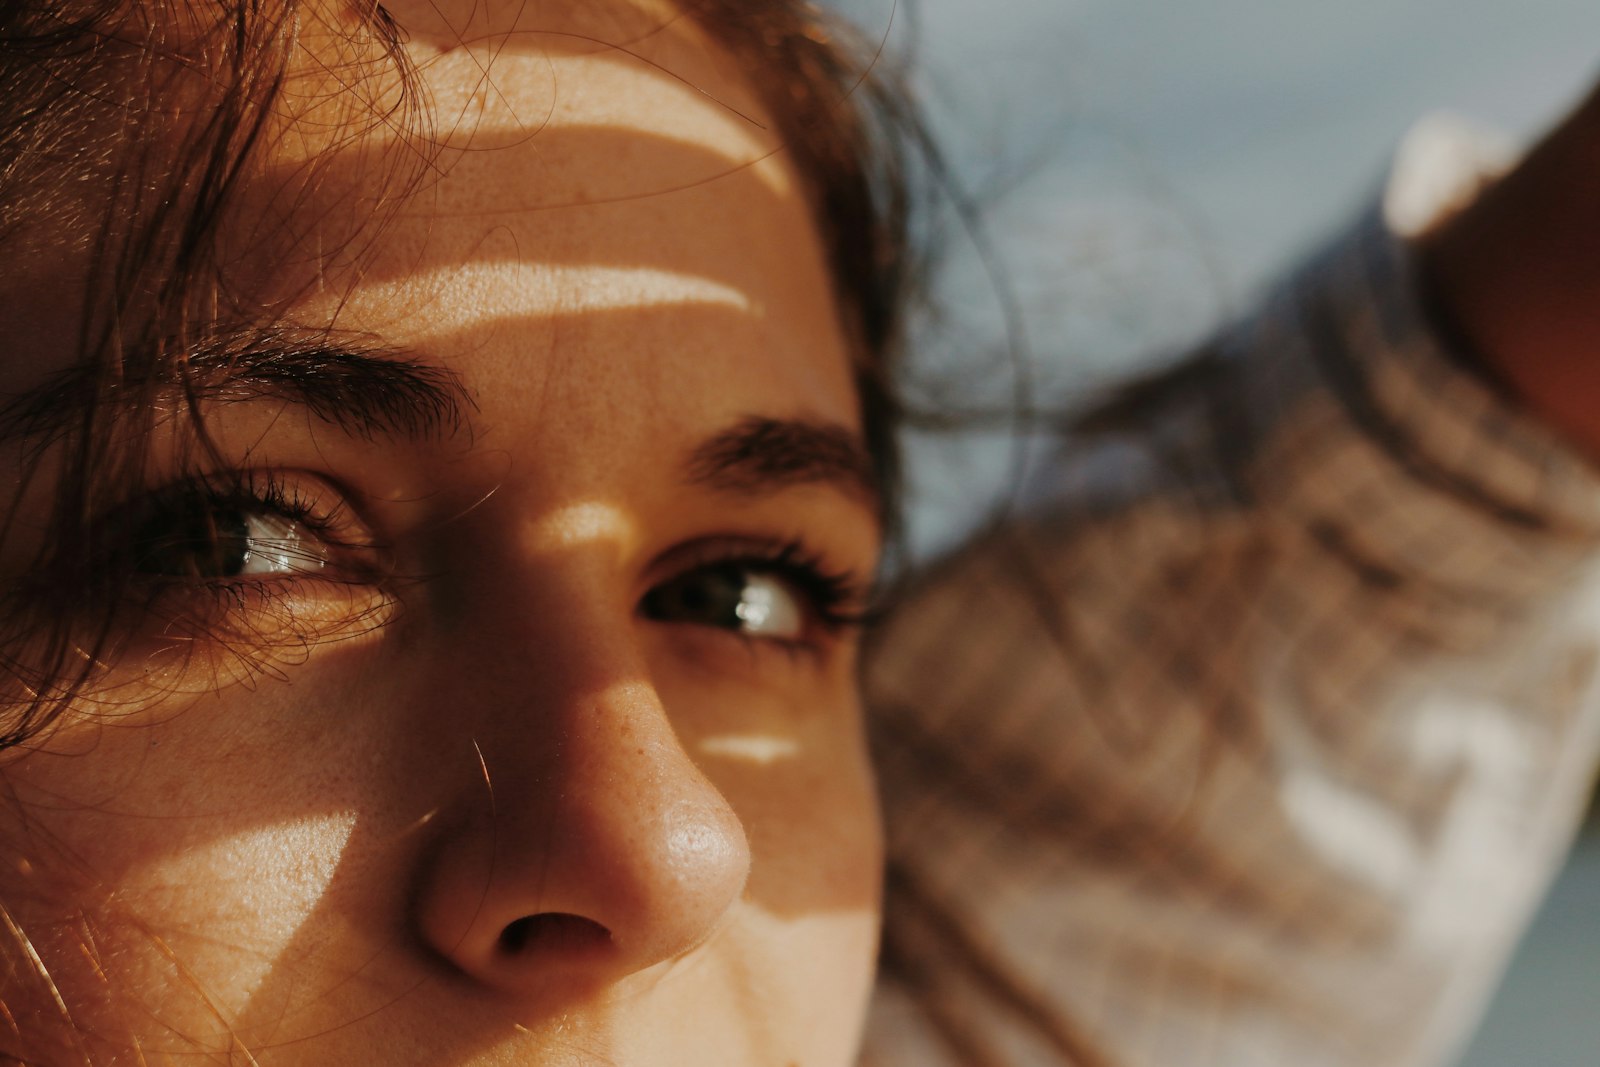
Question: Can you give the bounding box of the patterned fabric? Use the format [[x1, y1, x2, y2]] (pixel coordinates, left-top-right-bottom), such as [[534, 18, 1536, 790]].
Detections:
[[860, 126, 1600, 1067]]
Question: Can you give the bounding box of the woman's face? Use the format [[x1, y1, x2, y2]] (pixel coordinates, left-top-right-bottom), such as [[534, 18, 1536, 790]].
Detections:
[[0, 3, 883, 1064]]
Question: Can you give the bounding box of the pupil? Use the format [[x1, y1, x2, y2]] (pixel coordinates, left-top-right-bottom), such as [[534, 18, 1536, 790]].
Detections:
[[647, 565, 747, 626], [135, 499, 252, 578]]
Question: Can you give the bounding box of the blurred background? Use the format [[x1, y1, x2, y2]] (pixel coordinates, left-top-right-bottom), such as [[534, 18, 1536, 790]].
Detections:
[[826, 0, 1600, 1063]]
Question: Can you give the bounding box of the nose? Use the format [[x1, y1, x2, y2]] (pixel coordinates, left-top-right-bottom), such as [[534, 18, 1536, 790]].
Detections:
[[410, 647, 751, 998]]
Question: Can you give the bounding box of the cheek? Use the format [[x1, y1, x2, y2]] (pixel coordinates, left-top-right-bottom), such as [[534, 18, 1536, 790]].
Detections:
[[709, 734, 882, 915], [661, 671, 884, 1040], [607, 905, 882, 1067], [0, 638, 886, 1064], [0, 785, 365, 1059], [635, 673, 884, 1066], [656, 661, 884, 917], [0, 678, 394, 1051]]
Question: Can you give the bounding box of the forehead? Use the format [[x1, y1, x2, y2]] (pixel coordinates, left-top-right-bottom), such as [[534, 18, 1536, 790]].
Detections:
[[263, 1, 858, 462]]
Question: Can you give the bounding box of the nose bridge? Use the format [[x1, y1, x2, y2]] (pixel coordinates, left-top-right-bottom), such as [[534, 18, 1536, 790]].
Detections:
[[478, 535, 656, 755], [447, 498, 640, 725], [446, 492, 661, 806], [411, 523, 752, 997]]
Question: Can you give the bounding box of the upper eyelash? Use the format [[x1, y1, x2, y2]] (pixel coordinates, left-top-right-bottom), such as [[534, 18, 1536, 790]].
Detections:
[[684, 538, 874, 633], [101, 468, 375, 587], [179, 470, 346, 543]]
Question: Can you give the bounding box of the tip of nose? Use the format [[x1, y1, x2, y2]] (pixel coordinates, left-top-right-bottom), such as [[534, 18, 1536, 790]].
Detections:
[[497, 913, 611, 957]]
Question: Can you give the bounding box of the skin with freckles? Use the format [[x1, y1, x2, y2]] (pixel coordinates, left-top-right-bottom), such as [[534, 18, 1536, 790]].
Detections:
[[0, 2, 883, 1064]]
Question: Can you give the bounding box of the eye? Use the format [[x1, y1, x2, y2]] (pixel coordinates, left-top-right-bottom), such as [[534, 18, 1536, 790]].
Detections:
[[132, 496, 328, 579], [116, 471, 364, 584], [638, 539, 869, 650], [641, 563, 805, 640], [63, 469, 390, 657]]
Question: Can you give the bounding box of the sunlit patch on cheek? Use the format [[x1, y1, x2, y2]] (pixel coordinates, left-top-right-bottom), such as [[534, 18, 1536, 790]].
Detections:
[[626, 907, 881, 1067], [86, 583, 398, 709], [697, 733, 801, 765], [0, 806, 368, 1061], [110, 810, 360, 1009], [741, 909, 881, 1064]]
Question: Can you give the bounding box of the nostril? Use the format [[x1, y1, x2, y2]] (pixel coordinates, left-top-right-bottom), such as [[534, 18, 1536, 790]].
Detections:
[[497, 913, 612, 956]]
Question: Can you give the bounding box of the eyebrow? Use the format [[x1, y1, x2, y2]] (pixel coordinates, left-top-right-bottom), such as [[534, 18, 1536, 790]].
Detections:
[[2, 335, 880, 514], [686, 416, 880, 512], [0, 329, 473, 445]]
